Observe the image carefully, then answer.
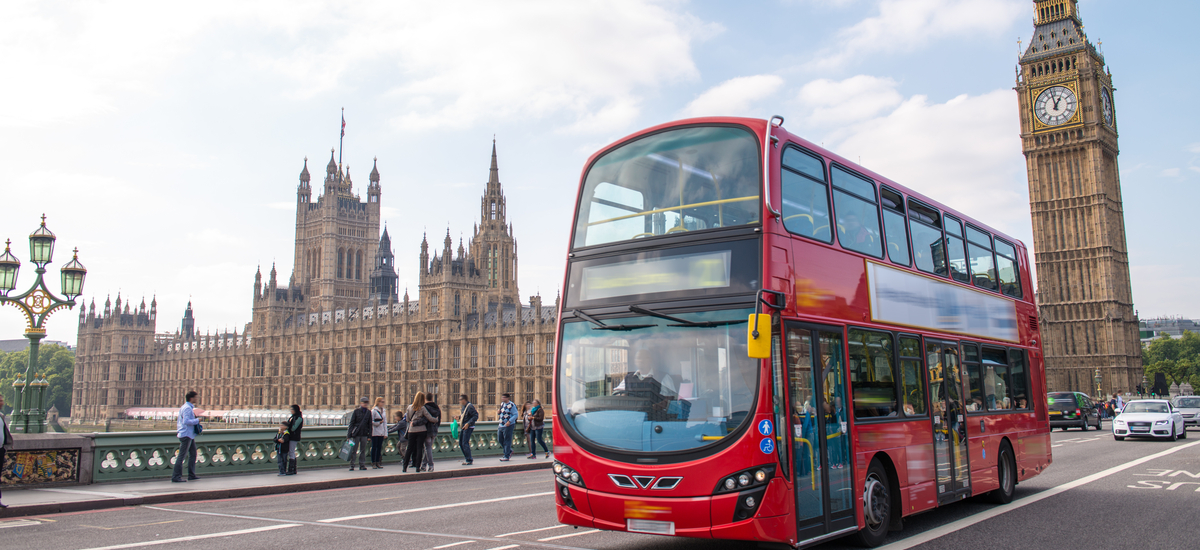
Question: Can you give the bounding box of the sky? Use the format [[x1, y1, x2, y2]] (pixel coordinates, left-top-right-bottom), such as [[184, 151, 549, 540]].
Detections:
[[1, 0, 1196, 346]]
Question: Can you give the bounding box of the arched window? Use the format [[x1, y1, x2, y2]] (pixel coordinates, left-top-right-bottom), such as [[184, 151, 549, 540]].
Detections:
[[337, 249, 345, 278], [491, 202, 497, 219], [430, 293, 439, 314], [356, 250, 363, 280]]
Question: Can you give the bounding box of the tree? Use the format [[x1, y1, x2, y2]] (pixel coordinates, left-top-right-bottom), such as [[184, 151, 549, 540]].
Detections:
[[0, 343, 75, 416], [1142, 331, 1200, 389]]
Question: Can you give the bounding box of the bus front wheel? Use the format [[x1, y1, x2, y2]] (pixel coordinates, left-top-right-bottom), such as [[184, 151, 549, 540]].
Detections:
[[986, 442, 1016, 504], [853, 460, 891, 547]]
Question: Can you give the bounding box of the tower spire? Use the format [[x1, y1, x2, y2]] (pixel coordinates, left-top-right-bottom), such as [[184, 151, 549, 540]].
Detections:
[[338, 107, 345, 168], [489, 138, 499, 186]]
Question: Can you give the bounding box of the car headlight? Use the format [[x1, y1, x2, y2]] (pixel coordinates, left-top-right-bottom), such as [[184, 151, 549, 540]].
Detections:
[[1154, 420, 1169, 425], [1114, 419, 1125, 426]]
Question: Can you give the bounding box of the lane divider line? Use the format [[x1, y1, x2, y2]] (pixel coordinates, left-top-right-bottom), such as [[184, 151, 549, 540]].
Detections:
[[431, 541, 477, 549], [539, 529, 601, 541], [143, 505, 592, 550], [498, 525, 569, 537], [482, 545, 520, 550], [76, 524, 298, 550], [319, 492, 554, 523], [878, 439, 1200, 550]]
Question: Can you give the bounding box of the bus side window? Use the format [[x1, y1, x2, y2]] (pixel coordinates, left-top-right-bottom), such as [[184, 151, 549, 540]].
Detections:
[[880, 187, 910, 267], [781, 147, 832, 243], [907, 200, 946, 276], [962, 343, 984, 412], [830, 165, 882, 258], [966, 225, 998, 292], [943, 215, 970, 284], [994, 239, 1023, 299], [848, 329, 897, 419], [898, 336, 926, 416], [1007, 349, 1030, 410], [982, 347, 1011, 410]]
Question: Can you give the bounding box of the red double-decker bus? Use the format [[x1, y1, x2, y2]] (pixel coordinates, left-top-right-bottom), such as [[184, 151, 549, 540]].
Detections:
[[550, 117, 1050, 547]]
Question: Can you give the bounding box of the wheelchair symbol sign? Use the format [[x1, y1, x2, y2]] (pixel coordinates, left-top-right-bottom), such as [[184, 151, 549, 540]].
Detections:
[[760, 438, 775, 454], [758, 419, 773, 436]]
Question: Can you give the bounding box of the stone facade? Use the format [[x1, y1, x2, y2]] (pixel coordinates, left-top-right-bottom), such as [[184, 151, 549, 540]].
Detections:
[[1016, 0, 1142, 395], [72, 142, 558, 422]]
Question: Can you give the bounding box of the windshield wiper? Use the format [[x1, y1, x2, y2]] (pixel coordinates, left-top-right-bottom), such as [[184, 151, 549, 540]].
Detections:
[[572, 309, 655, 331], [628, 305, 747, 328]]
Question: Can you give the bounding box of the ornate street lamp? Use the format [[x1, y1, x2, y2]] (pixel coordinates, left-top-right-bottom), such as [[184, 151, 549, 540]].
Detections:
[[0, 215, 87, 433], [1094, 368, 1102, 397]]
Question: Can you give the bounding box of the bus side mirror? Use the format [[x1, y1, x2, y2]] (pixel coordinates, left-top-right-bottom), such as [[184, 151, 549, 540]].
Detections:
[[747, 314, 771, 358]]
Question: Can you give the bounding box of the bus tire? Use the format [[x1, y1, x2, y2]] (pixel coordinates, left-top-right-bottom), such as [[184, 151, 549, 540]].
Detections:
[[853, 460, 891, 547], [986, 442, 1015, 504]]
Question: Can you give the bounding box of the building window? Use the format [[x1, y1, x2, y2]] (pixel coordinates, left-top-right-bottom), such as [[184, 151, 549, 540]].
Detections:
[[487, 381, 497, 404], [337, 248, 345, 278], [506, 340, 515, 367], [452, 345, 461, 369], [379, 350, 387, 372], [355, 250, 363, 280], [525, 340, 534, 366], [362, 351, 370, 373], [426, 346, 439, 370], [133, 390, 142, 406], [309, 355, 317, 375], [488, 342, 496, 368], [254, 358, 265, 377], [116, 390, 126, 406], [411, 348, 420, 370], [454, 293, 460, 316], [118, 364, 127, 381], [545, 340, 554, 364], [138, 337, 146, 354], [393, 385, 403, 405], [135, 365, 144, 381], [322, 355, 330, 374], [255, 387, 264, 406], [430, 294, 439, 315], [121, 337, 129, 353]]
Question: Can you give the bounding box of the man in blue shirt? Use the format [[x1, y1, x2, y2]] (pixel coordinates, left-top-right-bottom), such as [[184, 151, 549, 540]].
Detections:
[[171, 391, 201, 483], [497, 393, 517, 461]]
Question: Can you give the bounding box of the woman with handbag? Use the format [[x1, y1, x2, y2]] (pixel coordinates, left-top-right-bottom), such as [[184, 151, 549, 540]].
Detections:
[[370, 397, 388, 469], [402, 392, 435, 473]]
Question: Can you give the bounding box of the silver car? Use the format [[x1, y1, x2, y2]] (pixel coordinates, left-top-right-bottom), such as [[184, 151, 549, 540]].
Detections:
[[1113, 400, 1187, 441], [1174, 396, 1200, 429]]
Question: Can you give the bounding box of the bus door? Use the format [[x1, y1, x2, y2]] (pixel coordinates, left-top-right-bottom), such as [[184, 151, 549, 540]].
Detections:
[[784, 323, 857, 543], [926, 339, 971, 503]]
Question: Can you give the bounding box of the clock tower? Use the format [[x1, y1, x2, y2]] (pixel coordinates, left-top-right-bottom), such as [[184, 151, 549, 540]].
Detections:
[[1016, 0, 1141, 395]]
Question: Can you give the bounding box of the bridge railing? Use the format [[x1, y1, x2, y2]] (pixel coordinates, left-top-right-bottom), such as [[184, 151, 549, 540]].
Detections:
[[90, 421, 548, 483]]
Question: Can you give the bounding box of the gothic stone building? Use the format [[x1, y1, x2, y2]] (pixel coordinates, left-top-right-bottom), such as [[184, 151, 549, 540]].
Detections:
[[1016, 0, 1142, 394], [73, 143, 558, 422]]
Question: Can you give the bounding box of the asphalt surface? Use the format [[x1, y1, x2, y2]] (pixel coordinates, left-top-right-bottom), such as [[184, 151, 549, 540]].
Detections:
[[3, 424, 1198, 550]]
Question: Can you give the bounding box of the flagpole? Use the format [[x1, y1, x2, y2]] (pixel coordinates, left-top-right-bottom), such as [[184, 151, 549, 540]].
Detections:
[[339, 107, 344, 169]]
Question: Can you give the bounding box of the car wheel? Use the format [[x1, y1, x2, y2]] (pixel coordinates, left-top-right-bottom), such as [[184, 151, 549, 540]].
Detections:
[[853, 460, 892, 548], [1181, 424, 1188, 440], [1096, 417, 1102, 430], [986, 442, 1016, 504], [1080, 419, 1088, 431], [1168, 425, 1178, 442]]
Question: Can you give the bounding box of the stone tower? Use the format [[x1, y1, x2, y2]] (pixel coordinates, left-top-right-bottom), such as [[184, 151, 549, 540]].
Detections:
[[292, 151, 382, 312], [369, 227, 399, 303], [1016, 0, 1141, 395], [471, 141, 520, 308]]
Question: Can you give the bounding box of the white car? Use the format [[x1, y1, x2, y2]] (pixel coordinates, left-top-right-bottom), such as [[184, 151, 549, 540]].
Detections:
[[1113, 400, 1187, 441], [1175, 396, 1200, 429]]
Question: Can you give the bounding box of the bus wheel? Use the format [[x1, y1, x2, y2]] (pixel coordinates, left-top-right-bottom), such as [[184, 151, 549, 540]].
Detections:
[[854, 461, 891, 547], [986, 442, 1015, 504]]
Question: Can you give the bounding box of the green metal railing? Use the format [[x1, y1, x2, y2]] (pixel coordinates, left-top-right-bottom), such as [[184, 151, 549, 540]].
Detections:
[[92, 421, 548, 483]]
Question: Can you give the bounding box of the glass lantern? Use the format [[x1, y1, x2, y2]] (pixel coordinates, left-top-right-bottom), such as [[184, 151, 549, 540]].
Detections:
[[0, 239, 19, 295], [60, 248, 87, 298], [29, 216, 56, 266]]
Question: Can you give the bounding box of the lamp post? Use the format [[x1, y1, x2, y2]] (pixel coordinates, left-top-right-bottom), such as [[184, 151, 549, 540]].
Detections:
[[1094, 368, 1102, 399], [0, 215, 87, 433], [1141, 373, 1149, 398]]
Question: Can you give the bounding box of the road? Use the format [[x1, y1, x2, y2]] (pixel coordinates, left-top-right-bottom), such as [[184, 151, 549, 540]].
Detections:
[[4, 426, 1198, 550]]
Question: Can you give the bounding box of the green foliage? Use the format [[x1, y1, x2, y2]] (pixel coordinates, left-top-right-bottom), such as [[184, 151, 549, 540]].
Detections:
[[0, 343, 75, 416], [1142, 331, 1200, 389]]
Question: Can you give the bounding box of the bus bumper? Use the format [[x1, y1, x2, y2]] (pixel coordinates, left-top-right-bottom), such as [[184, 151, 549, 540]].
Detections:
[[555, 478, 793, 543]]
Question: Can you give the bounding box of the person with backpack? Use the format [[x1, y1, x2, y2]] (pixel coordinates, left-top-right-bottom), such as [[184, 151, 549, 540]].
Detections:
[[459, 394, 478, 466], [346, 397, 373, 472], [402, 392, 435, 473], [421, 394, 442, 472], [370, 397, 388, 469], [285, 404, 303, 475], [274, 421, 291, 476], [526, 399, 548, 459]]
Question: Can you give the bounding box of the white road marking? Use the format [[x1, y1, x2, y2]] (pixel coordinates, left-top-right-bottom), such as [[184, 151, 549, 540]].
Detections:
[[498, 525, 569, 537], [432, 541, 476, 549], [0, 519, 42, 529], [1051, 444, 1063, 448], [76, 524, 298, 550], [878, 439, 1200, 550], [482, 545, 519, 550], [319, 492, 554, 523], [538, 529, 600, 541], [145, 505, 591, 550]]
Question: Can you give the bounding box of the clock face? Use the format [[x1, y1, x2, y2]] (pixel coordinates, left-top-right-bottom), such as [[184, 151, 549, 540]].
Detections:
[[1034, 85, 1078, 126], [1100, 88, 1114, 126]]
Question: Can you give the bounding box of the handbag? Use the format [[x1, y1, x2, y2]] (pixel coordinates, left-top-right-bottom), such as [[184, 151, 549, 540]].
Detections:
[[195, 423, 204, 435], [338, 439, 356, 461], [450, 419, 460, 439]]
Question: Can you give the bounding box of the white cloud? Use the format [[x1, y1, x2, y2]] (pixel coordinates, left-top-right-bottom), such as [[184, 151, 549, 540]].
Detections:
[[808, 0, 1024, 68], [680, 75, 785, 118], [796, 75, 903, 126], [1160, 168, 1181, 178], [1187, 143, 1200, 154]]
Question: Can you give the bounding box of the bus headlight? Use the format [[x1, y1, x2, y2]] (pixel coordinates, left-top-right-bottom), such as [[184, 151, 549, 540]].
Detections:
[[754, 469, 768, 483], [724, 478, 736, 491], [738, 474, 751, 487], [553, 461, 586, 488], [713, 465, 776, 495]]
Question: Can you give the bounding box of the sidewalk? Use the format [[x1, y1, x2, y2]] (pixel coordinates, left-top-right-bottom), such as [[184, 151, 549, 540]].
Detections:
[[1, 454, 553, 518]]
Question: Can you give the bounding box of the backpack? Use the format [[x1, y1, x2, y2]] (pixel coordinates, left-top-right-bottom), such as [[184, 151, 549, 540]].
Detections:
[[410, 408, 428, 427]]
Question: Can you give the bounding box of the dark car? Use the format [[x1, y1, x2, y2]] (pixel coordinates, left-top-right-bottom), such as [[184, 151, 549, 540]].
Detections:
[[1047, 391, 1101, 431]]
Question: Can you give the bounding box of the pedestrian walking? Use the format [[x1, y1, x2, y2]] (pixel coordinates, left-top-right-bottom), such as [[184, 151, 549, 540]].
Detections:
[[526, 399, 548, 459], [459, 394, 478, 466], [286, 404, 303, 475], [403, 392, 435, 473], [171, 390, 202, 483], [0, 394, 12, 508], [346, 397, 373, 472], [497, 393, 517, 461], [520, 400, 533, 457], [1114, 392, 1124, 412], [370, 397, 388, 469], [422, 394, 442, 472], [274, 421, 291, 476], [389, 409, 408, 461]]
